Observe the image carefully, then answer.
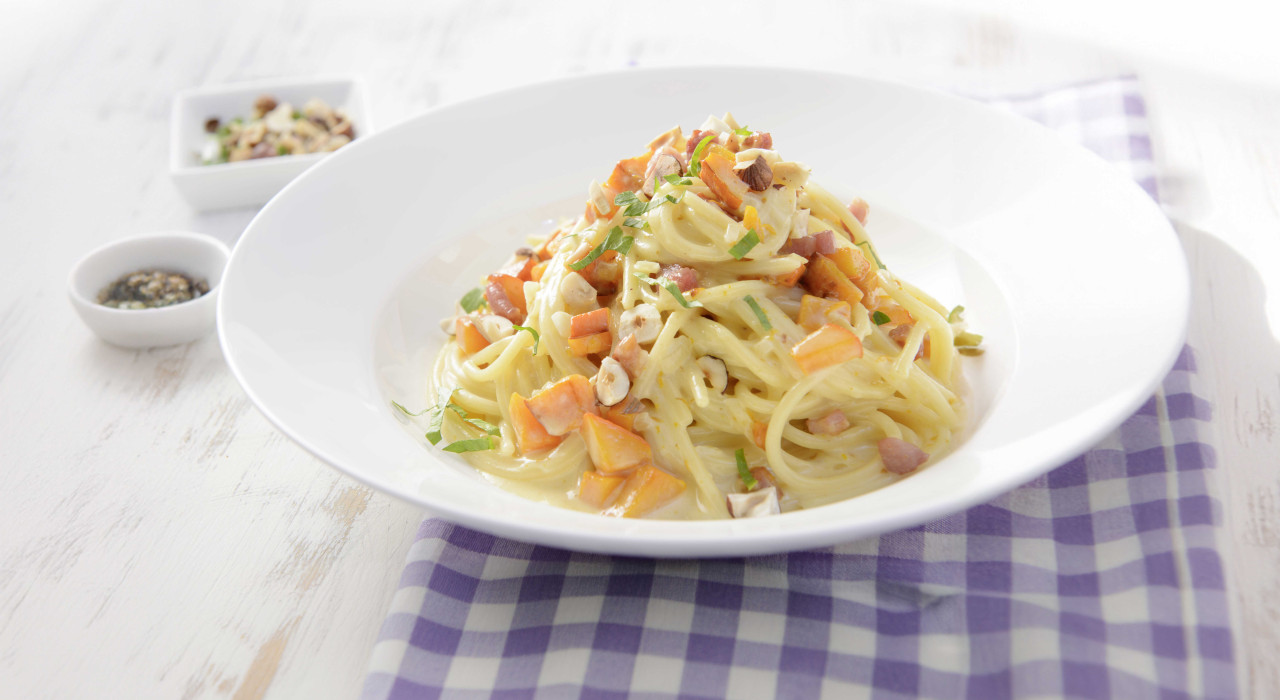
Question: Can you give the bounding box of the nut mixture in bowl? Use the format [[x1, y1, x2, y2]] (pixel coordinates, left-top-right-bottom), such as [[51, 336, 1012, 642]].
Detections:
[[201, 95, 356, 165]]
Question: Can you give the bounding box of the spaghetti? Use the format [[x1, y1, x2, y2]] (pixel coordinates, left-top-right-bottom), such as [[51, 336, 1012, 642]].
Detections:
[[423, 115, 979, 520]]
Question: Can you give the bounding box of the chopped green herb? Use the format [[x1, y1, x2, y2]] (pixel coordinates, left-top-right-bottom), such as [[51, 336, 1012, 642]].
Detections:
[[276, 144, 290, 156], [443, 402, 501, 436], [873, 311, 891, 325], [663, 174, 693, 186], [292, 110, 303, 120], [948, 305, 965, 323], [425, 385, 456, 445], [512, 325, 540, 353], [954, 331, 983, 347], [443, 437, 495, 453], [728, 230, 760, 260], [744, 295, 772, 330], [958, 347, 985, 356], [459, 287, 485, 313], [661, 280, 702, 308], [216, 125, 231, 138], [735, 448, 758, 490], [614, 191, 677, 218], [733, 127, 753, 137], [623, 216, 648, 230], [569, 227, 633, 271], [687, 134, 715, 177], [857, 241, 885, 270], [391, 401, 432, 417]]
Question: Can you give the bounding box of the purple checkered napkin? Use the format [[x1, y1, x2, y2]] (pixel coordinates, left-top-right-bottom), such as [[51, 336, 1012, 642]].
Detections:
[[362, 78, 1236, 699]]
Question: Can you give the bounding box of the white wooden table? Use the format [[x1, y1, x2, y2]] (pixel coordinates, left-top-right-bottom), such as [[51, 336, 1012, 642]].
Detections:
[[3, 1, 1276, 697]]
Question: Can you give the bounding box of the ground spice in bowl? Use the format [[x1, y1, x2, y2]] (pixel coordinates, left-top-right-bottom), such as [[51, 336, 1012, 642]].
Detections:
[[97, 270, 210, 310]]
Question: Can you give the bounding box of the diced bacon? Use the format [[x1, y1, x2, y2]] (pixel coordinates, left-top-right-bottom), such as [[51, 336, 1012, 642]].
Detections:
[[878, 437, 929, 474], [484, 275, 525, 324], [686, 129, 718, 157], [807, 410, 849, 435], [780, 230, 836, 258], [660, 264, 699, 292], [611, 333, 647, 378], [811, 230, 836, 255], [848, 198, 869, 225], [781, 236, 816, 258], [743, 132, 772, 149], [888, 322, 928, 359], [749, 466, 782, 496]]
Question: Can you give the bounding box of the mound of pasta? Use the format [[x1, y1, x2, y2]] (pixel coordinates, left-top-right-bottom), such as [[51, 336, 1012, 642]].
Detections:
[[420, 115, 981, 520]]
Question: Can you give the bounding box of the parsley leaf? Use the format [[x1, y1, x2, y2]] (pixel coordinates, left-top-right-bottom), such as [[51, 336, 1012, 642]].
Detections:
[[733, 127, 752, 137], [391, 401, 432, 417], [569, 227, 633, 271], [728, 230, 760, 260], [735, 448, 758, 490], [623, 216, 648, 230], [660, 280, 702, 308], [459, 287, 485, 313], [687, 134, 715, 177], [744, 295, 772, 330], [425, 385, 456, 445], [512, 325, 540, 353], [443, 437, 495, 453], [663, 173, 693, 186], [872, 311, 891, 325]]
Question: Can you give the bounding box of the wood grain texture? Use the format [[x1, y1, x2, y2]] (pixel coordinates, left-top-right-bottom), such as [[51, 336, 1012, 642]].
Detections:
[[0, 0, 1273, 697]]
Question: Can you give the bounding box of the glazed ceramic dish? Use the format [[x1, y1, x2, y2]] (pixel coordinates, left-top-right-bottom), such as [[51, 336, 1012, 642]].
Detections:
[[218, 68, 1187, 557]]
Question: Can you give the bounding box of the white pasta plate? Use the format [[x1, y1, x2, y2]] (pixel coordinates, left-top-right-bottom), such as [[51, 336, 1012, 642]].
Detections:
[[218, 68, 1187, 557]]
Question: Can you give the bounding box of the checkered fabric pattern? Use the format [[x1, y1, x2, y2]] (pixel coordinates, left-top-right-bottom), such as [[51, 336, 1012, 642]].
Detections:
[[362, 78, 1237, 699]]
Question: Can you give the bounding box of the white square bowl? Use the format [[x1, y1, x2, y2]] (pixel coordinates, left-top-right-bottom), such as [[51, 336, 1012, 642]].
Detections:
[[169, 75, 372, 211]]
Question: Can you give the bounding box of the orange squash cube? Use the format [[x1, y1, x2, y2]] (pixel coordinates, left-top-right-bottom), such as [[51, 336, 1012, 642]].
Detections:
[[568, 331, 611, 356], [606, 465, 686, 518], [526, 375, 596, 436], [569, 308, 610, 338], [751, 420, 768, 450], [509, 393, 563, 454], [530, 261, 548, 283], [601, 401, 640, 431], [802, 255, 863, 307], [455, 317, 490, 354], [766, 263, 807, 287], [577, 470, 626, 509], [579, 413, 652, 475], [699, 148, 748, 210], [798, 295, 852, 332], [791, 323, 864, 374]]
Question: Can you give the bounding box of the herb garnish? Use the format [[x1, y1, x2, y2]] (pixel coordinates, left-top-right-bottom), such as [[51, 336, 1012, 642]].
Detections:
[[459, 287, 485, 313], [728, 230, 760, 260], [744, 295, 772, 330], [443, 437, 496, 453], [735, 448, 758, 490], [512, 324, 540, 353], [873, 311, 891, 325], [687, 134, 716, 177], [391, 401, 432, 417], [425, 385, 456, 445], [569, 227, 634, 271], [733, 127, 753, 137], [623, 216, 648, 230], [663, 174, 693, 186], [948, 305, 965, 323], [661, 280, 702, 308]]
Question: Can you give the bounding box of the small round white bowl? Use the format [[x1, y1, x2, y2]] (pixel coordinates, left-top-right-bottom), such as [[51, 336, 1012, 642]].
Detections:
[[68, 231, 230, 348]]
